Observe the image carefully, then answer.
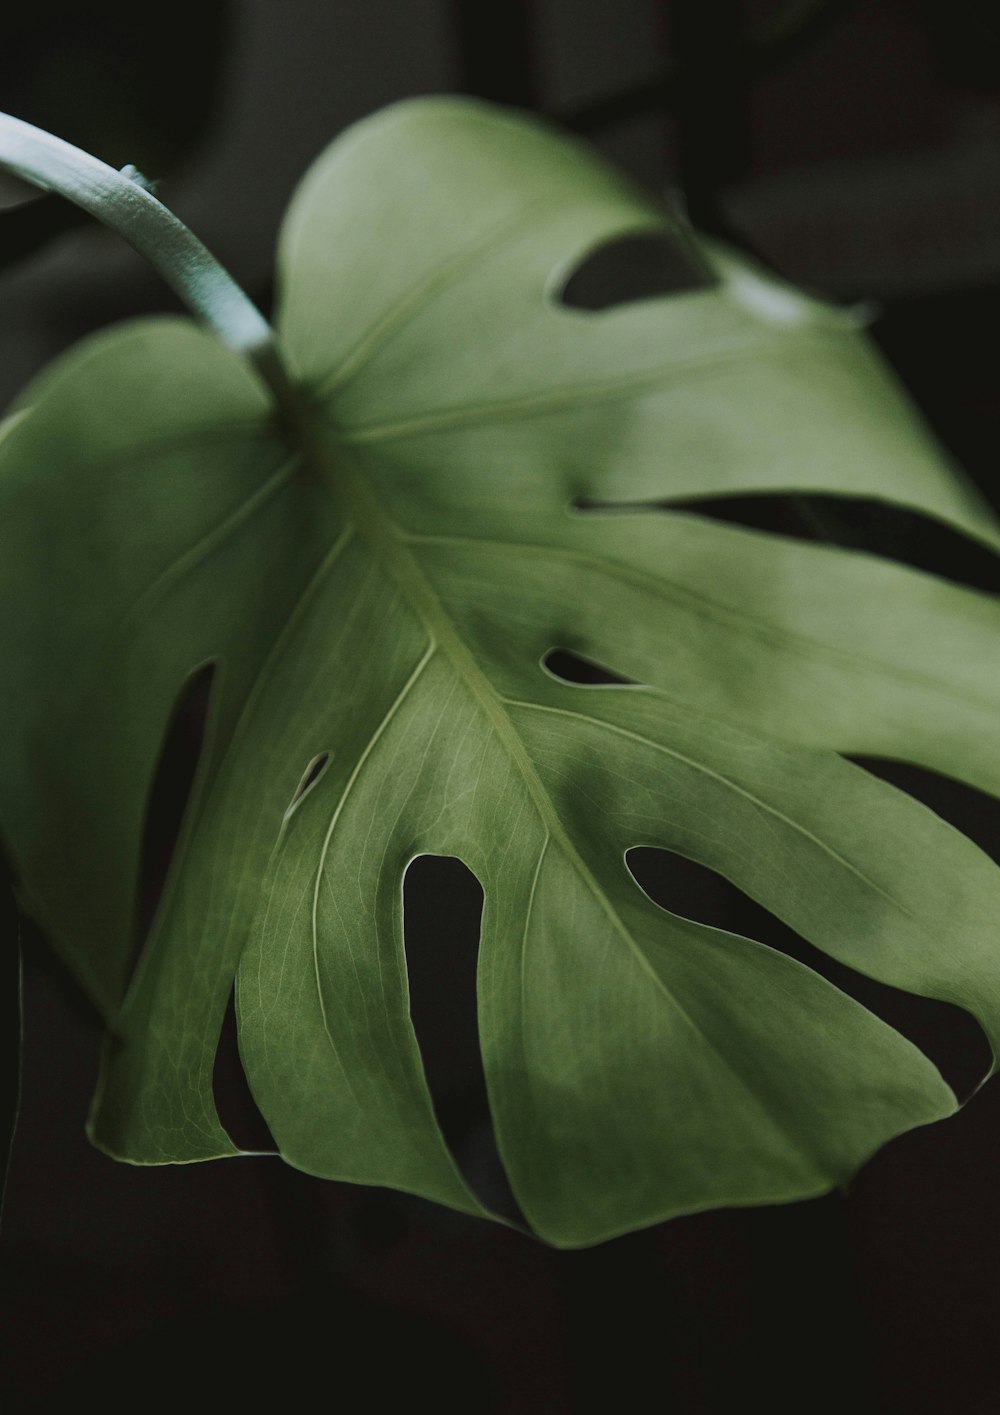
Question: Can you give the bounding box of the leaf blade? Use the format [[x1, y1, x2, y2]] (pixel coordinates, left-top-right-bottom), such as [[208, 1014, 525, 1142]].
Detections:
[[4, 98, 1000, 1245]]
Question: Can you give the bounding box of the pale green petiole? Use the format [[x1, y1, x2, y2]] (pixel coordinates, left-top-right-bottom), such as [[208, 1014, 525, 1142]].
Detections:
[[0, 111, 293, 405]]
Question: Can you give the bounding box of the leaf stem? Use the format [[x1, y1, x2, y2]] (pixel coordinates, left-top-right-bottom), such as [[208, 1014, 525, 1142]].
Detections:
[[0, 111, 296, 409]]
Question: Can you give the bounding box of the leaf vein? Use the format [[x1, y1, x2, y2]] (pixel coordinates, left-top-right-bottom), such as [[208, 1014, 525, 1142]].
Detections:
[[501, 696, 911, 918]]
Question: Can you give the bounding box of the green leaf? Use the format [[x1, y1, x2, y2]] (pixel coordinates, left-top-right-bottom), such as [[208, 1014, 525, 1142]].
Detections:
[[3, 97, 1000, 1245]]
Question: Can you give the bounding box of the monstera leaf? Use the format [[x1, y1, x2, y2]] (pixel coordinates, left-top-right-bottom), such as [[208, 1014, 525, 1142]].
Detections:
[[3, 98, 1000, 1246]]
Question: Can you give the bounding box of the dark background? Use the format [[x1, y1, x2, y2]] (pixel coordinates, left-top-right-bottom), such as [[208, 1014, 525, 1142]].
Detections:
[[3, 2, 1000, 1410]]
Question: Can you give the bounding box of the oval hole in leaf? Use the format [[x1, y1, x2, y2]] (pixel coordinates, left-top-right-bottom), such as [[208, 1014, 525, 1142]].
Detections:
[[543, 647, 638, 687], [665, 493, 829, 540], [626, 846, 991, 1100], [212, 985, 276, 1154], [558, 231, 714, 311], [570, 494, 786, 523], [284, 751, 331, 820], [131, 663, 215, 984], [402, 854, 522, 1221]]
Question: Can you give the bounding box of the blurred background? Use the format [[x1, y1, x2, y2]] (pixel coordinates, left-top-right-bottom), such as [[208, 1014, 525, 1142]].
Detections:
[[3, 2, 1000, 1410]]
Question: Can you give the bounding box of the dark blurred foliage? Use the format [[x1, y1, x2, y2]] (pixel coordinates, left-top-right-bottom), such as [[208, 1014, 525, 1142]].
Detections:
[[0, 0, 231, 270], [918, 0, 1000, 91]]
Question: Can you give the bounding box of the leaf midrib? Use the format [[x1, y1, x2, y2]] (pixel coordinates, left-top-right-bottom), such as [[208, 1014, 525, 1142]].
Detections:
[[299, 424, 867, 1130], [284, 409, 949, 1164], [296, 420, 676, 999]]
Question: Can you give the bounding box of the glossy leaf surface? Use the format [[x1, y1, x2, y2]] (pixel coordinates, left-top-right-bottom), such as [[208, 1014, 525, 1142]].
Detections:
[[3, 99, 1000, 1244]]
